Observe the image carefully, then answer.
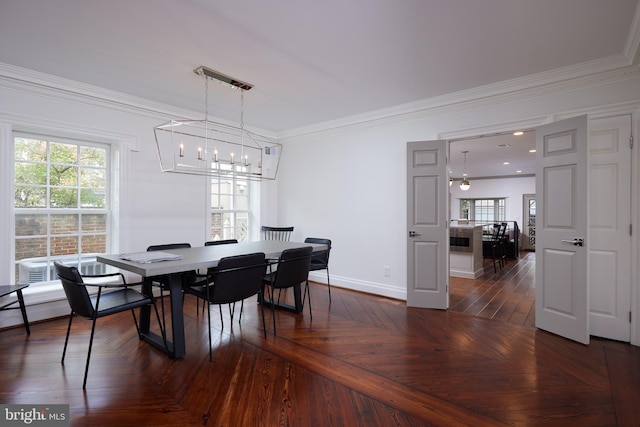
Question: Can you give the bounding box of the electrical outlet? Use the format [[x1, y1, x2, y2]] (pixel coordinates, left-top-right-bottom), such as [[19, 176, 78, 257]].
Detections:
[[384, 266, 391, 276]]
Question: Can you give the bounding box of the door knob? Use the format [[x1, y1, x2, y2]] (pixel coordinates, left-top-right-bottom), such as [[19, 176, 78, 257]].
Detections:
[[409, 231, 420, 237]]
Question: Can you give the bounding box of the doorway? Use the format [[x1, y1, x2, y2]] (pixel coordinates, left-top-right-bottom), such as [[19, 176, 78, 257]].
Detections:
[[443, 113, 633, 343]]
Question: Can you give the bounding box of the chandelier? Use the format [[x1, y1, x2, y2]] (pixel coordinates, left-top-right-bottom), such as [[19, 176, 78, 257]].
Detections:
[[154, 66, 282, 180], [459, 150, 470, 191]]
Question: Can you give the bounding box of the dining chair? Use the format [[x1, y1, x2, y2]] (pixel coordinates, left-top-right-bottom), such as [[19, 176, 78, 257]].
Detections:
[[183, 252, 268, 361], [489, 223, 503, 273], [304, 237, 332, 302], [262, 246, 313, 335], [54, 261, 166, 389], [261, 226, 294, 241], [498, 222, 508, 266], [202, 239, 239, 319], [146, 243, 204, 330], [0, 284, 30, 335]]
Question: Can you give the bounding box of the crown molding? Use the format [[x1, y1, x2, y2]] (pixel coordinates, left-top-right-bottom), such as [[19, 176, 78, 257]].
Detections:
[[1, 58, 638, 145], [0, 62, 194, 120], [0, 62, 278, 139], [280, 55, 639, 140]]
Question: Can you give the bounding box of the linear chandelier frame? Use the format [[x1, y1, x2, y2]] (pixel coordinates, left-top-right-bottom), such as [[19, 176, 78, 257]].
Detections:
[[154, 66, 281, 181]]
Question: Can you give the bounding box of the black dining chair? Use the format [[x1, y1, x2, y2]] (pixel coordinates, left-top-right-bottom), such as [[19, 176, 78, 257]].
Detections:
[[489, 223, 504, 273], [304, 238, 332, 302], [262, 246, 313, 335], [498, 222, 508, 266], [261, 226, 294, 241], [54, 261, 166, 389], [201, 239, 239, 318], [146, 243, 204, 331], [183, 252, 268, 361]]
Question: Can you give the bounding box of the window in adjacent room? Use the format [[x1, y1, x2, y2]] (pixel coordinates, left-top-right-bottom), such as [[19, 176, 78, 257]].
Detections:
[[460, 198, 505, 222], [14, 134, 110, 286]]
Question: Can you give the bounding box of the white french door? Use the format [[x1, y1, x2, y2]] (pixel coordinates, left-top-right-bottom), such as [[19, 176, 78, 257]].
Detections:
[[588, 114, 632, 341], [406, 140, 449, 309], [535, 115, 589, 344]]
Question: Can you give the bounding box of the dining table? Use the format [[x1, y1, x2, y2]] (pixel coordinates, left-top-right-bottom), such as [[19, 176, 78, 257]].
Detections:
[[97, 240, 326, 358]]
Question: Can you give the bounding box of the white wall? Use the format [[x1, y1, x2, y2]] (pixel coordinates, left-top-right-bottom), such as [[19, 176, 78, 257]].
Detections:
[[1, 64, 640, 344], [276, 67, 640, 345]]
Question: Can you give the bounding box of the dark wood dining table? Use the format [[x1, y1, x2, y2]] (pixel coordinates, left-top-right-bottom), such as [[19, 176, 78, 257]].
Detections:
[[97, 240, 325, 358]]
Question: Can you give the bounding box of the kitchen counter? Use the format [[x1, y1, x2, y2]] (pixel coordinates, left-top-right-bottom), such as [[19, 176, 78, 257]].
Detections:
[[450, 223, 483, 279]]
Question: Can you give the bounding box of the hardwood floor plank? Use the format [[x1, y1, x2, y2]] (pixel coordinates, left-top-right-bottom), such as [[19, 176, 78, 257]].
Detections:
[[1, 258, 639, 426]]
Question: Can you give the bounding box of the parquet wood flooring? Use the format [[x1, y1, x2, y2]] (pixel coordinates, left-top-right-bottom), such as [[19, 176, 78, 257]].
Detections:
[[450, 251, 536, 328], [1, 262, 639, 426]]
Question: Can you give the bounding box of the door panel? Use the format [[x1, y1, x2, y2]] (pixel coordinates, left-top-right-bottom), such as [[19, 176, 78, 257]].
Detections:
[[588, 115, 632, 341], [535, 115, 589, 344], [407, 140, 448, 308]]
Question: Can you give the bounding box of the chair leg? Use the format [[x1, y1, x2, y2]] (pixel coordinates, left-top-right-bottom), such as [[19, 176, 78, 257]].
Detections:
[[83, 315, 99, 389], [259, 291, 267, 339], [306, 280, 312, 321], [491, 244, 499, 273], [326, 268, 331, 303], [270, 285, 277, 336], [237, 300, 245, 323], [61, 311, 74, 363], [207, 300, 213, 362], [159, 286, 167, 337]]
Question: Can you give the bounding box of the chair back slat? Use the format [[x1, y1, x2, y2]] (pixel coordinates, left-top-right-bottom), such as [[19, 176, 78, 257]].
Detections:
[[261, 226, 294, 241]]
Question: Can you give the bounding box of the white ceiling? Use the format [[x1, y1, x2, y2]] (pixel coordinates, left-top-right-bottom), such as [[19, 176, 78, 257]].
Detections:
[[1, 0, 639, 177], [449, 131, 537, 180]]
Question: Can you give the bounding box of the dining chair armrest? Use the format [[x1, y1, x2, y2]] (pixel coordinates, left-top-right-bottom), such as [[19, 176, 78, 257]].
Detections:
[[81, 271, 133, 288], [81, 281, 129, 289], [82, 271, 126, 280]]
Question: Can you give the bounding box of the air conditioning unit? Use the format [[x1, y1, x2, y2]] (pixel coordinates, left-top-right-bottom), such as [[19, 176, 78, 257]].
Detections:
[[18, 254, 106, 284]]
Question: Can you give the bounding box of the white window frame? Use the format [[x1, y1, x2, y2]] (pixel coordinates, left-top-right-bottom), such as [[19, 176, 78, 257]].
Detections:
[[460, 198, 506, 222], [207, 175, 254, 242], [13, 132, 112, 288]]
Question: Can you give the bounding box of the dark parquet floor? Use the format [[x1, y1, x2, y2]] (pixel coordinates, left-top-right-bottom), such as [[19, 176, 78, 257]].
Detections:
[[1, 254, 639, 426]]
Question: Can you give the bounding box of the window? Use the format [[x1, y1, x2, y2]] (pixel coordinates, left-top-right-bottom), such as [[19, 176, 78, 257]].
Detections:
[[14, 134, 110, 286], [460, 198, 505, 222], [210, 175, 250, 242]]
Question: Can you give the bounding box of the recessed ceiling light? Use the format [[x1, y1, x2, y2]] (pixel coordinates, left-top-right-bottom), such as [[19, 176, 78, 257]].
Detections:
[[529, 149, 536, 153], [513, 131, 524, 136], [503, 162, 510, 165], [516, 170, 522, 173]]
